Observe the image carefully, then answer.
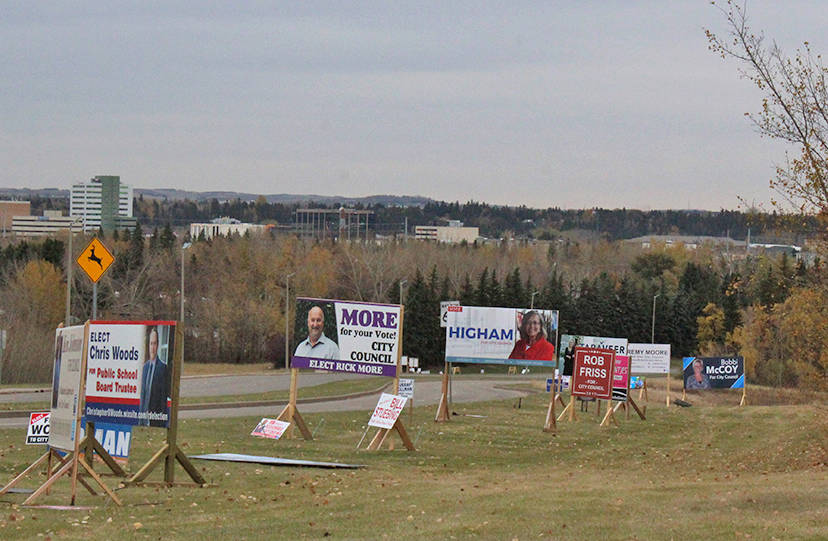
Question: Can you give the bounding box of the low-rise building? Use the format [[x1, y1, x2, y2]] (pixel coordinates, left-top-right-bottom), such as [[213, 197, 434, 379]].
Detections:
[[190, 217, 267, 240], [0, 200, 31, 235], [415, 222, 479, 244], [11, 210, 77, 237]]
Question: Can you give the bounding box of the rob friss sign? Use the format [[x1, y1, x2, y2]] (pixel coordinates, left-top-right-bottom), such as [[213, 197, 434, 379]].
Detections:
[[571, 347, 616, 400]]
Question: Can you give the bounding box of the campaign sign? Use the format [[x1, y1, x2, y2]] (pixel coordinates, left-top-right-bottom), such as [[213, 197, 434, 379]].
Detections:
[[27, 412, 50, 444], [628, 343, 671, 375], [398, 378, 415, 399], [251, 418, 291, 440], [630, 376, 644, 389], [368, 393, 407, 430], [546, 375, 570, 392], [292, 298, 402, 377], [611, 355, 630, 402], [559, 334, 628, 375], [440, 300, 460, 328], [77, 419, 133, 461], [571, 347, 615, 400], [445, 306, 559, 367], [683, 356, 744, 390], [85, 322, 175, 428], [49, 325, 85, 451]]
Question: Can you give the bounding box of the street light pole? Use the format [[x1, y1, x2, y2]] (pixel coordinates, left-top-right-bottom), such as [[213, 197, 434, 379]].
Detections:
[[64, 217, 82, 325], [651, 294, 660, 343], [285, 272, 295, 370], [530, 290, 539, 309], [399, 279, 407, 305], [180, 242, 192, 322]]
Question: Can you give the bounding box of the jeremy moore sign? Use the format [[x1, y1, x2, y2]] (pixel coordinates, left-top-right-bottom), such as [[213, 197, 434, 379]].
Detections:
[[628, 343, 671, 375]]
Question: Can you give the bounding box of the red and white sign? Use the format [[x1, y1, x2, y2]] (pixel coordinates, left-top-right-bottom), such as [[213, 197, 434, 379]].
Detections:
[[27, 412, 50, 445], [250, 418, 290, 440], [571, 347, 616, 400], [368, 393, 407, 429], [612, 354, 630, 402]]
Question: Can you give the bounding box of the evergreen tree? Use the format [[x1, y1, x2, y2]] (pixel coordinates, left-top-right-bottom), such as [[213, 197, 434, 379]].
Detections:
[[489, 270, 503, 307], [129, 222, 145, 269], [721, 273, 742, 333], [459, 273, 475, 305], [475, 268, 490, 306], [160, 223, 175, 251], [150, 227, 160, 253], [502, 267, 526, 307]]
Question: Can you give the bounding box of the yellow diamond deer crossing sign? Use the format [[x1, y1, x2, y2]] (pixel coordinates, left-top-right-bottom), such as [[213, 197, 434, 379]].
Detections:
[[77, 237, 115, 283]]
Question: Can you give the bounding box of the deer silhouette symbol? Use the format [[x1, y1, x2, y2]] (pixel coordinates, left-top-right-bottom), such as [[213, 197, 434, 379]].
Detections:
[[88, 246, 103, 268]]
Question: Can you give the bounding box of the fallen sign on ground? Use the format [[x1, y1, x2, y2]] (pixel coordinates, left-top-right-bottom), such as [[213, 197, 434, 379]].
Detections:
[[251, 418, 290, 440], [189, 453, 365, 469]]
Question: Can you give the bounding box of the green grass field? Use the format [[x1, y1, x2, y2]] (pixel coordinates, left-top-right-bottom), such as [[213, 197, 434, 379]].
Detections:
[[0, 388, 824, 540]]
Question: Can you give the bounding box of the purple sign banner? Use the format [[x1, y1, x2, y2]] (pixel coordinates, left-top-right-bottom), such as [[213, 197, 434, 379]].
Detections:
[[292, 298, 402, 378]]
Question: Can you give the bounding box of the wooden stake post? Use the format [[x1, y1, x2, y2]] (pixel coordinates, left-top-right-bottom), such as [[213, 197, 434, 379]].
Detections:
[[275, 367, 313, 440], [364, 307, 415, 451], [125, 325, 206, 486], [544, 377, 569, 433], [434, 361, 451, 422], [1, 322, 124, 506]]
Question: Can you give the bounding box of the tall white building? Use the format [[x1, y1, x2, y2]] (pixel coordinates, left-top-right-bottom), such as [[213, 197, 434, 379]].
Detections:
[[70, 175, 134, 232]]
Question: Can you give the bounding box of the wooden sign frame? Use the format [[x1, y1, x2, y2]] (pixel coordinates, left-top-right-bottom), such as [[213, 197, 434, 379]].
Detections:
[[544, 378, 569, 433], [434, 361, 451, 422], [0, 322, 124, 506], [124, 324, 206, 486], [275, 367, 313, 440], [283, 301, 409, 444], [363, 308, 415, 451]]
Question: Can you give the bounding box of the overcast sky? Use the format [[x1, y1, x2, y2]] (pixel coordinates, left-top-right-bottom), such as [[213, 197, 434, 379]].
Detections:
[[3, 1, 827, 210]]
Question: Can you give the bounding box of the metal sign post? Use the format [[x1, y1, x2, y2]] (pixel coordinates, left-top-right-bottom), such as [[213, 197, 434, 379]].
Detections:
[[76, 237, 114, 319]]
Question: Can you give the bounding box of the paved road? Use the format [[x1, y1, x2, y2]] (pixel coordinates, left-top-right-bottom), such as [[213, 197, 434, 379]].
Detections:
[[0, 373, 538, 428], [0, 372, 368, 404], [180, 377, 530, 419]]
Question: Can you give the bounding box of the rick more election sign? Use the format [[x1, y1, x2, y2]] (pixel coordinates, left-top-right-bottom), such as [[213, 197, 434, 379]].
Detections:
[[291, 298, 402, 377]]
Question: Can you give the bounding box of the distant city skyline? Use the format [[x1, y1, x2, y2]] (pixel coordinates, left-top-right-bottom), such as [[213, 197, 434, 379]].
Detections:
[[3, 2, 827, 210]]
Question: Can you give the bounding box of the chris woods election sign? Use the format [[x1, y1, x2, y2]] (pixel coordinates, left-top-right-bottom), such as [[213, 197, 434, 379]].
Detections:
[[85, 321, 175, 428], [445, 306, 559, 367], [291, 298, 402, 377]]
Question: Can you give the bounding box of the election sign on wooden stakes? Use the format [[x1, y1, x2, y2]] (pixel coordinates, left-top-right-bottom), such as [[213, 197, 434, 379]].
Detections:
[[398, 378, 415, 425], [363, 393, 415, 451], [442, 305, 560, 425], [628, 343, 671, 407], [681, 356, 747, 405], [568, 347, 616, 425], [609, 355, 646, 423], [286, 297, 411, 445], [1, 323, 124, 507]]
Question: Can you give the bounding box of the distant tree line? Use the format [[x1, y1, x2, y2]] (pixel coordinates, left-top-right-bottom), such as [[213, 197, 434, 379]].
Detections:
[[122, 196, 819, 242], [1, 230, 824, 390]]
